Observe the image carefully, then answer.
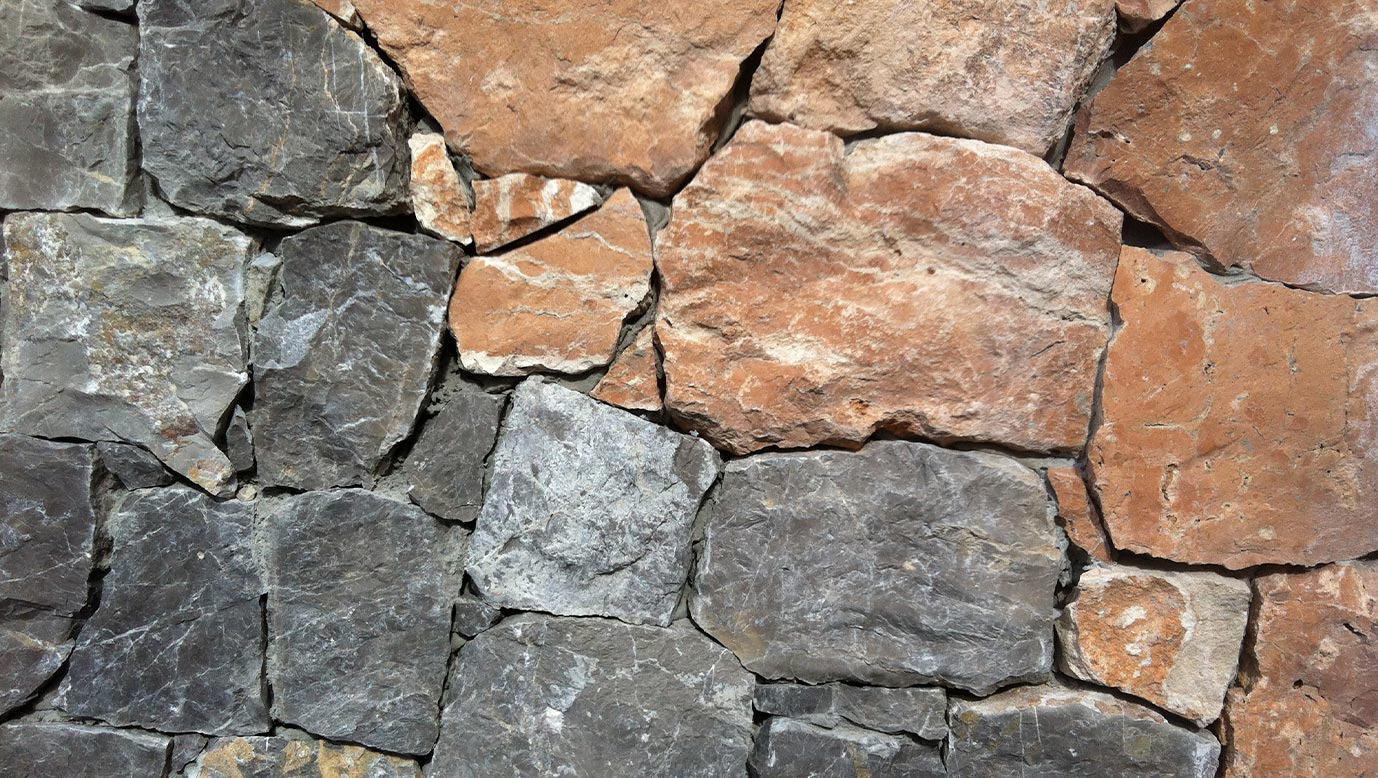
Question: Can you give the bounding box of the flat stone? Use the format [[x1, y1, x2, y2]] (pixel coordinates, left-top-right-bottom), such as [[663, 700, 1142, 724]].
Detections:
[[58, 486, 268, 735], [749, 0, 1115, 156], [590, 326, 662, 414], [657, 121, 1121, 456], [97, 442, 174, 490], [1065, 0, 1378, 294], [264, 490, 461, 755], [1091, 248, 1378, 567], [1222, 562, 1378, 776], [1046, 466, 1111, 563], [691, 440, 1061, 694], [225, 407, 254, 473], [404, 386, 506, 523], [0, 722, 170, 778], [1116, 0, 1180, 30], [138, 0, 408, 227], [430, 615, 754, 777], [194, 736, 421, 778], [750, 718, 946, 778], [452, 593, 503, 639], [471, 173, 604, 253], [754, 683, 948, 741], [2, 214, 254, 494], [253, 222, 460, 490], [948, 683, 1221, 777], [410, 131, 473, 246]]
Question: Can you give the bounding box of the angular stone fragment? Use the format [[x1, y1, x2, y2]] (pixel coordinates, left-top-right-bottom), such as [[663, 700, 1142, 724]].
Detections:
[[658, 122, 1121, 456], [78, 0, 136, 12], [170, 735, 210, 775], [225, 407, 254, 473], [97, 442, 174, 490], [194, 736, 421, 778], [253, 222, 460, 490], [0, 722, 170, 778], [452, 593, 502, 639], [410, 132, 473, 246], [312, 0, 362, 29], [590, 326, 662, 414], [754, 683, 948, 741], [1066, 0, 1378, 293], [138, 0, 408, 227], [404, 386, 506, 522], [243, 253, 281, 327], [471, 173, 604, 253], [430, 615, 753, 777], [451, 189, 654, 376], [1116, 0, 1180, 30], [750, 718, 946, 778], [1047, 466, 1111, 563], [1092, 248, 1378, 567], [692, 441, 1061, 693]]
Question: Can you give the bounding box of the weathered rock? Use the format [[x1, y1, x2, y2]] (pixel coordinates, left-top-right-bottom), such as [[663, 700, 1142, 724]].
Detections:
[[430, 615, 753, 777], [1057, 565, 1250, 724], [1047, 466, 1112, 563], [312, 0, 362, 29], [59, 486, 268, 735], [452, 593, 502, 639], [194, 736, 421, 778], [1091, 248, 1378, 568], [138, 0, 408, 227], [657, 121, 1121, 456], [691, 440, 1061, 694], [1222, 562, 1378, 776], [410, 132, 473, 246], [590, 326, 662, 414], [97, 442, 174, 489], [264, 490, 461, 755], [0, 722, 171, 778], [243, 253, 281, 327], [948, 683, 1221, 777], [404, 386, 506, 522], [1066, 0, 1378, 294], [253, 222, 460, 490], [754, 683, 948, 741], [0, 611, 74, 718], [1116, 0, 1180, 30], [471, 173, 604, 253], [2, 214, 254, 494], [750, 718, 946, 778], [170, 734, 210, 775], [225, 407, 254, 473], [0, 1, 138, 215], [749, 0, 1115, 156], [468, 380, 719, 625]]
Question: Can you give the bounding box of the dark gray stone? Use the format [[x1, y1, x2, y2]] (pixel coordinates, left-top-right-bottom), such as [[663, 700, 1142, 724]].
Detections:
[[137, 0, 408, 226], [430, 614, 753, 778], [170, 734, 210, 775], [97, 442, 174, 489], [405, 386, 506, 522], [753, 683, 839, 727], [252, 222, 460, 490], [691, 440, 1061, 694], [193, 736, 421, 778], [749, 718, 946, 778], [78, 0, 136, 11], [753, 683, 948, 741], [0, 722, 170, 778], [225, 407, 254, 473], [452, 592, 502, 639]]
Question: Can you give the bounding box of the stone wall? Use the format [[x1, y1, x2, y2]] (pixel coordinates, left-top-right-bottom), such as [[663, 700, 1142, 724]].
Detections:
[[0, 1, 1374, 776]]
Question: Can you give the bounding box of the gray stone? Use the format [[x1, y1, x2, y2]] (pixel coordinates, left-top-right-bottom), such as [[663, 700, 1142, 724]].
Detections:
[[59, 486, 268, 735], [430, 614, 753, 778], [691, 440, 1062, 694], [243, 252, 281, 327], [2, 214, 255, 495], [405, 386, 506, 522], [467, 380, 721, 626], [225, 407, 254, 473], [947, 683, 1222, 777], [0, 1, 138, 215], [264, 490, 462, 755], [252, 222, 460, 490], [754, 683, 840, 727], [750, 718, 946, 778], [754, 683, 948, 741], [452, 592, 502, 639], [78, 0, 136, 12], [193, 736, 421, 778], [0, 722, 170, 778], [97, 442, 174, 489], [170, 734, 210, 775], [137, 0, 408, 227]]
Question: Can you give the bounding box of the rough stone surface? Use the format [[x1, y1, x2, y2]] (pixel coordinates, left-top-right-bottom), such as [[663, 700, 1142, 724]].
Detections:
[[451, 189, 654, 376], [468, 380, 719, 625], [657, 121, 1121, 456], [253, 222, 460, 490], [471, 173, 604, 253], [97, 442, 174, 490], [194, 736, 422, 778], [430, 614, 754, 777], [78, 0, 137, 12], [0, 722, 171, 778], [452, 593, 502, 639], [1047, 466, 1112, 563], [138, 0, 408, 227], [590, 326, 662, 414], [244, 253, 281, 327], [1116, 0, 1180, 30], [691, 440, 1061, 694], [1058, 565, 1250, 724], [225, 407, 255, 473], [750, 0, 1116, 156], [58, 486, 268, 735], [410, 131, 473, 246], [264, 490, 461, 755], [404, 386, 506, 523], [750, 718, 946, 778], [343, 0, 779, 196], [754, 683, 948, 741], [311, 0, 362, 29], [948, 684, 1221, 777], [1066, 0, 1378, 294], [1222, 562, 1378, 777], [1091, 248, 1378, 568]]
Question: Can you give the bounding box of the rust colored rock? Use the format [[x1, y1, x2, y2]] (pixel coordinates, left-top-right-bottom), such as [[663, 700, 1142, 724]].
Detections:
[[591, 326, 661, 414], [750, 0, 1116, 156], [471, 174, 604, 253], [409, 132, 472, 246], [656, 121, 1121, 456], [1116, 0, 1180, 31], [1091, 248, 1378, 568], [1066, 0, 1378, 294], [345, 0, 779, 197], [1223, 562, 1378, 777], [312, 0, 360, 28], [1047, 466, 1112, 563], [450, 189, 653, 376]]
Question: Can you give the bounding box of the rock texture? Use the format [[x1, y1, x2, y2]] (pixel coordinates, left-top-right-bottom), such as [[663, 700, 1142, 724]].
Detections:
[[754, 684, 948, 741], [194, 736, 422, 778], [97, 442, 174, 489], [1092, 248, 1378, 568], [750, 718, 946, 778], [0, 722, 171, 778], [691, 441, 1061, 694], [472, 174, 604, 253], [410, 132, 473, 246], [591, 326, 662, 414], [657, 121, 1121, 455], [1116, 0, 1180, 31], [1047, 466, 1112, 563], [467, 380, 719, 625], [404, 386, 507, 523], [430, 615, 754, 777]]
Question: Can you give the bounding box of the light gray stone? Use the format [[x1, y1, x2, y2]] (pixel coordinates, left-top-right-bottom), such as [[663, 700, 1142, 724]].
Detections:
[[753, 683, 948, 741], [405, 386, 506, 522], [225, 407, 254, 473], [750, 717, 946, 778], [0, 722, 170, 778], [97, 442, 174, 489], [193, 736, 421, 778]]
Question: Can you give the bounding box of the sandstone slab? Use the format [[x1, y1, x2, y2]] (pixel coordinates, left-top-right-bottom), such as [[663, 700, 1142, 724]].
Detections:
[[590, 326, 662, 414], [472, 173, 604, 253], [754, 683, 948, 741], [657, 122, 1121, 456], [0, 722, 170, 778], [750, 718, 946, 778], [1047, 466, 1112, 563], [97, 442, 174, 489], [404, 386, 507, 522], [410, 131, 473, 246], [194, 736, 421, 778]]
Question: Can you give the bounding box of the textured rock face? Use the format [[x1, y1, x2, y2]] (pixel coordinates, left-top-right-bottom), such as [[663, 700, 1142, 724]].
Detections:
[[138, 0, 408, 227], [1066, 0, 1378, 294], [657, 121, 1121, 456], [410, 132, 473, 246], [472, 174, 605, 253], [2, 214, 252, 494], [750, 718, 946, 778], [343, 0, 779, 196], [97, 442, 174, 490], [1047, 466, 1112, 562], [590, 326, 662, 414], [750, 0, 1116, 155], [0, 722, 171, 778], [468, 381, 719, 625], [253, 222, 460, 490], [754, 684, 948, 741], [1223, 562, 1378, 776], [1092, 248, 1378, 568], [1116, 0, 1180, 31], [430, 615, 754, 777], [691, 441, 1061, 693], [194, 736, 421, 778], [404, 387, 507, 523]]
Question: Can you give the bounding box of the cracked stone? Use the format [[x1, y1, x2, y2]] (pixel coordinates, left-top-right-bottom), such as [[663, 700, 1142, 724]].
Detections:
[[97, 442, 174, 490], [1047, 466, 1112, 563], [471, 173, 604, 253], [225, 407, 254, 473], [754, 683, 948, 741], [750, 717, 946, 778], [404, 385, 506, 523], [452, 593, 502, 639], [0, 722, 171, 778], [590, 326, 662, 414], [1116, 0, 1180, 30], [193, 736, 421, 778], [410, 131, 473, 246]]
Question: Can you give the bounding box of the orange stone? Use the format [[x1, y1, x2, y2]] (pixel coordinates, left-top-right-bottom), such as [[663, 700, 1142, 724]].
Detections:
[[1046, 466, 1112, 563], [312, 0, 360, 28], [471, 174, 604, 254], [1115, 0, 1180, 31], [590, 326, 661, 414], [409, 132, 471, 246]]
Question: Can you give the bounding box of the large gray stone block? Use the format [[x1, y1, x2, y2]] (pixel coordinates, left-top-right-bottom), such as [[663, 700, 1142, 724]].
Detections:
[[0, 722, 170, 778]]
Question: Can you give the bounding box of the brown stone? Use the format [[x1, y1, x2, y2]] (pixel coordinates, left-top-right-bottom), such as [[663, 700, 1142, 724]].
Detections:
[[656, 121, 1121, 456], [1091, 248, 1378, 568], [195, 736, 421, 778], [344, 0, 779, 197], [409, 132, 472, 246], [471, 174, 604, 253], [1222, 562, 1378, 777], [312, 0, 361, 28], [450, 189, 653, 376], [750, 0, 1116, 156], [1066, 0, 1378, 294], [590, 326, 661, 414], [1047, 466, 1112, 563], [1116, 0, 1180, 31]]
